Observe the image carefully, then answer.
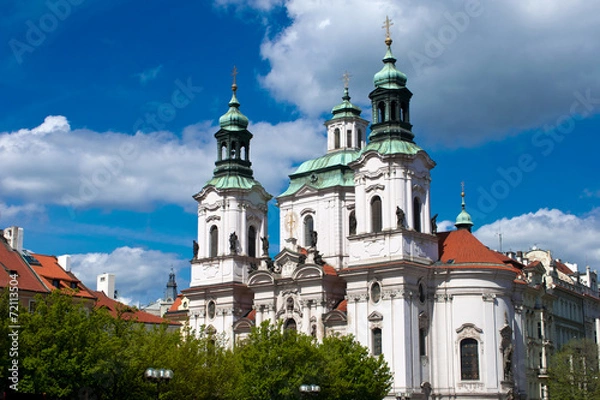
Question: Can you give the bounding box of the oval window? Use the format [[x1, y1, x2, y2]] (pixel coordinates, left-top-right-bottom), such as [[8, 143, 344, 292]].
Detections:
[[207, 300, 216, 319], [371, 282, 381, 303]]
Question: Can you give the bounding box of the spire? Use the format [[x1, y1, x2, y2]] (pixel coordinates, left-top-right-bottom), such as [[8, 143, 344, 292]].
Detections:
[[218, 66, 249, 131], [373, 16, 407, 89], [212, 67, 254, 179], [331, 71, 362, 119], [165, 268, 177, 302], [455, 182, 474, 232]]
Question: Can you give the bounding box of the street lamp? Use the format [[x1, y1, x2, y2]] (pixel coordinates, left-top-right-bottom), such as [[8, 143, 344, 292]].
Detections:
[[144, 368, 173, 400], [299, 384, 320, 397]]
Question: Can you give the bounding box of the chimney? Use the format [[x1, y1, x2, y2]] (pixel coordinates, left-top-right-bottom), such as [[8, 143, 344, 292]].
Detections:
[[3, 226, 23, 253], [516, 251, 523, 263], [97, 273, 116, 299], [57, 255, 71, 271]]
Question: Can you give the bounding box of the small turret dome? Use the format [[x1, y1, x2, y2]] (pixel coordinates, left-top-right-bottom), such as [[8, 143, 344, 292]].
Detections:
[[455, 188, 474, 232], [218, 85, 249, 131], [373, 38, 407, 89], [331, 87, 362, 119]]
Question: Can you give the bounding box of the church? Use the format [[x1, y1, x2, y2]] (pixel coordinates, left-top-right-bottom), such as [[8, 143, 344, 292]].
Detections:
[[167, 23, 598, 400]]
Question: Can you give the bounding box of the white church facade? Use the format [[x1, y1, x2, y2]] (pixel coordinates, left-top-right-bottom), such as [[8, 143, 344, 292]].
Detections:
[[167, 28, 600, 400]]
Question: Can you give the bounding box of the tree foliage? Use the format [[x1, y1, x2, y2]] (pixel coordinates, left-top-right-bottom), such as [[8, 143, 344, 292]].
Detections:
[[1, 293, 391, 400], [547, 338, 600, 400]]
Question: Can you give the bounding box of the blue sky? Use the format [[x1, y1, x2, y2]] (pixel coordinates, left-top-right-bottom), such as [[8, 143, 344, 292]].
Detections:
[[1, 0, 599, 305]]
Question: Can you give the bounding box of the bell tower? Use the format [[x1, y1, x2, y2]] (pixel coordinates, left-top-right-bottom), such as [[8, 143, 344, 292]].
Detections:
[[348, 18, 438, 266]]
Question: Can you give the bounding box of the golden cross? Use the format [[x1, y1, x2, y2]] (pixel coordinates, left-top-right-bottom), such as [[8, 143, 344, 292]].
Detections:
[[342, 71, 351, 88], [382, 16, 394, 38], [232, 65, 238, 86]]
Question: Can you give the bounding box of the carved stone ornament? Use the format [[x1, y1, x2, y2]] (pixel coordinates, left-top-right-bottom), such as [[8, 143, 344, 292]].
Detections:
[[500, 313, 514, 382]]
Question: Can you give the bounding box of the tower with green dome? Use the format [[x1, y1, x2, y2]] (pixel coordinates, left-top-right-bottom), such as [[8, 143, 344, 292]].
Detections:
[[188, 70, 272, 338]]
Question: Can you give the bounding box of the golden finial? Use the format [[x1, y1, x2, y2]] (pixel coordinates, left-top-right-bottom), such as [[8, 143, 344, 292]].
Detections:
[[461, 181, 465, 197], [231, 65, 238, 92], [342, 71, 351, 89], [382, 16, 394, 45]]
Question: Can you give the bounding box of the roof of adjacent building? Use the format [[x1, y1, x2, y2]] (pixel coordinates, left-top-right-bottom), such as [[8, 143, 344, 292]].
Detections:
[[0, 239, 48, 294], [437, 229, 523, 273], [29, 253, 96, 299], [94, 290, 180, 326]]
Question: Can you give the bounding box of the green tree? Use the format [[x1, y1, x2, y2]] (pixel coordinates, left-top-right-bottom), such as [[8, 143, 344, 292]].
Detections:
[[229, 322, 392, 400], [548, 338, 600, 400]]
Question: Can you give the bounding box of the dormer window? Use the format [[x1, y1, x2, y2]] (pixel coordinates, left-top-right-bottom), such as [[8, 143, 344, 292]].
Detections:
[[52, 279, 60, 288]]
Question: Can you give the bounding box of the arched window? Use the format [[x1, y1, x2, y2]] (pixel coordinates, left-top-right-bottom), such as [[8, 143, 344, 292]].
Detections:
[[220, 142, 227, 161], [347, 129, 352, 148], [240, 145, 247, 161], [358, 129, 363, 149], [377, 102, 386, 123], [402, 102, 409, 123], [460, 338, 479, 380], [285, 318, 297, 331], [334, 128, 340, 149], [371, 196, 382, 233], [413, 197, 422, 232], [230, 141, 237, 158], [372, 328, 382, 355], [304, 215, 314, 246], [209, 226, 218, 258], [349, 211, 357, 235], [391, 101, 397, 121], [247, 226, 256, 258]]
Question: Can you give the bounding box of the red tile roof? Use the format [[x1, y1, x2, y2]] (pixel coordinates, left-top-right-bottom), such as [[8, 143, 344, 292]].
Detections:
[[0, 240, 49, 294], [437, 229, 522, 273], [93, 290, 179, 326], [554, 260, 574, 275], [323, 264, 337, 276], [246, 309, 256, 321], [168, 295, 183, 312], [30, 253, 96, 299], [335, 299, 347, 312]]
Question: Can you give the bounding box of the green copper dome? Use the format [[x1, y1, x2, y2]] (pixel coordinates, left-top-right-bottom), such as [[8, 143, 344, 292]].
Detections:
[[455, 190, 474, 231], [218, 87, 249, 131], [331, 87, 362, 119], [373, 38, 407, 89]]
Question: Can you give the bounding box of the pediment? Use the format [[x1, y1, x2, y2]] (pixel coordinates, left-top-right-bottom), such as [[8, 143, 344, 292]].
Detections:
[[247, 271, 275, 286], [292, 264, 323, 280], [368, 311, 383, 322], [295, 185, 318, 197], [323, 310, 347, 325]]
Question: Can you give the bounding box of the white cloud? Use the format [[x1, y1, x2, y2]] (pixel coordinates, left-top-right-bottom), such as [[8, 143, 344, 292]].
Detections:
[[251, 0, 600, 147], [0, 202, 45, 220], [0, 115, 324, 212], [474, 208, 600, 271], [135, 65, 163, 85], [69, 246, 188, 305]]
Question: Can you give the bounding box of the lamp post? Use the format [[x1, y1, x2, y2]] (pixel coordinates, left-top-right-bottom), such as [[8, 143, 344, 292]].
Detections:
[[299, 384, 320, 398], [144, 368, 173, 400]]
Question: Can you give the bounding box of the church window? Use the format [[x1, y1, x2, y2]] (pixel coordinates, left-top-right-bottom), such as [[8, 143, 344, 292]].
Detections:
[[418, 283, 426, 303], [240, 144, 247, 161], [413, 197, 422, 232], [419, 328, 427, 356], [220, 142, 227, 161], [209, 225, 218, 258], [230, 141, 237, 158], [377, 102, 386, 123], [285, 318, 297, 331], [402, 102, 409, 123], [349, 211, 357, 235], [347, 129, 352, 147], [371, 196, 382, 233], [334, 128, 340, 149], [304, 215, 314, 247], [207, 301, 216, 319], [372, 328, 382, 355], [286, 297, 294, 312], [460, 338, 479, 380], [248, 226, 257, 258], [371, 282, 381, 303], [358, 129, 363, 149], [391, 101, 397, 121]]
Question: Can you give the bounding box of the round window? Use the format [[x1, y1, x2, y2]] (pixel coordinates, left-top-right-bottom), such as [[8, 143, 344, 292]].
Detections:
[[207, 300, 216, 319], [371, 282, 381, 303]]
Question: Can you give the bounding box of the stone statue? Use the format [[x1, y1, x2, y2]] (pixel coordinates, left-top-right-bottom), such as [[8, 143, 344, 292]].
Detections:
[[396, 206, 405, 228], [229, 232, 238, 254], [310, 230, 318, 247], [192, 239, 199, 259], [431, 213, 438, 234], [261, 236, 269, 256], [500, 315, 514, 382]]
